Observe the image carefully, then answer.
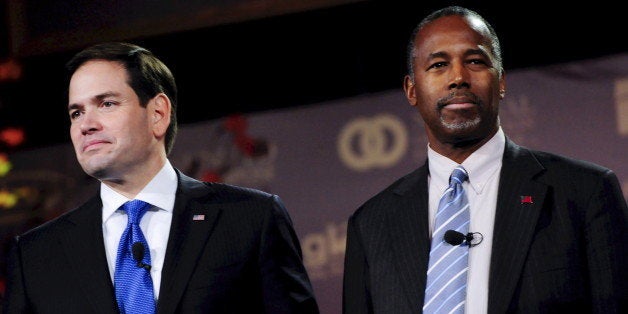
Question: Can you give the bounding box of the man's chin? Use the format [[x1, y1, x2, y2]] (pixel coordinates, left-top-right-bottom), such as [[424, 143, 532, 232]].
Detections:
[[79, 159, 111, 180]]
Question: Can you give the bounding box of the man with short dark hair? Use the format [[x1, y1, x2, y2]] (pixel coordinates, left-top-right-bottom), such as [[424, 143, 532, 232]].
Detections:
[[3, 42, 319, 314]]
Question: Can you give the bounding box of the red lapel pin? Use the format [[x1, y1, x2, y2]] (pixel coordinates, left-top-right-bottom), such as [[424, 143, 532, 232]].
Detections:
[[520, 195, 533, 204]]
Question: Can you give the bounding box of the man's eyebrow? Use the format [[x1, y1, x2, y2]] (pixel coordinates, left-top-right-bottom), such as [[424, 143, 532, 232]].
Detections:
[[464, 48, 490, 58], [427, 51, 449, 60], [68, 103, 81, 111], [67, 92, 118, 111]]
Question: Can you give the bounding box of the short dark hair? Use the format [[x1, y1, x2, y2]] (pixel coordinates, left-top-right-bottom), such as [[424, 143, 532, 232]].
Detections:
[[66, 42, 178, 154], [406, 6, 503, 80]]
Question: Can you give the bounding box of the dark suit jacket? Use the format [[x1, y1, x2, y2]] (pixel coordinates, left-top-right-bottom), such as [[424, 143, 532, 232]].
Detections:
[[3, 170, 319, 314], [343, 139, 628, 313]]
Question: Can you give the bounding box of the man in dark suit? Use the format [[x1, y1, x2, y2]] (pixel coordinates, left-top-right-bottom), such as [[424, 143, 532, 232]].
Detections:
[[3, 42, 319, 314], [343, 6, 627, 314]]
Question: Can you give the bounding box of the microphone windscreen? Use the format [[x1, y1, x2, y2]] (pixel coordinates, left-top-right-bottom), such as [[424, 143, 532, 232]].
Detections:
[[444, 230, 465, 245], [132, 242, 145, 262]]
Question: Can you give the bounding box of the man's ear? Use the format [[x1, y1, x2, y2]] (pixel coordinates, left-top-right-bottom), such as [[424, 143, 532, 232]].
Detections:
[[150, 93, 171, 139], [403, 75, 418, 107], [499, 72, 507, 99]]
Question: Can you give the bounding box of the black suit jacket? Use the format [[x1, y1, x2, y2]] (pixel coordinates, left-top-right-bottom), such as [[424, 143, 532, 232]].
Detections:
[[343, 139, 628, 313], [3, 170, 319, 314]]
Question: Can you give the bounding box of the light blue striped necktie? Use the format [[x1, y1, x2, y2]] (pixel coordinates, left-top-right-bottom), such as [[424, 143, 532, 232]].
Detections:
[[114, 199, 156, 314], [423, 166, 470, 314]]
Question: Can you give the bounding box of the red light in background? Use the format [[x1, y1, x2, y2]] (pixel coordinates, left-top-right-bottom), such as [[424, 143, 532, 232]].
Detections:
[[0, 127, 25, 147], [0, 59, 22, 82]]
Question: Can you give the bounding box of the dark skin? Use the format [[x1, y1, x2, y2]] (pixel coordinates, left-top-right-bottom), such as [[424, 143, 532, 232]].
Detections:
[[404, 15, 506, 164]]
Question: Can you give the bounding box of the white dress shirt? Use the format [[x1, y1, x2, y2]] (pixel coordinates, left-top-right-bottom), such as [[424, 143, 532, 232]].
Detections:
[[427, 127, 505, 314], [101, 160, 177, 300]]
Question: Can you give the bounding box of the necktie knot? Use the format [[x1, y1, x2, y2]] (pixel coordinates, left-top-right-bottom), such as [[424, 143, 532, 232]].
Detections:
[[121, 200, 151, 225], [450, 166, 468, 186]]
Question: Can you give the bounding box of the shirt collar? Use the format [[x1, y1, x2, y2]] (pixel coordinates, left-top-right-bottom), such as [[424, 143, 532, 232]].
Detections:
[[101, 160, 178, 223], [428, 127, 505, 195]]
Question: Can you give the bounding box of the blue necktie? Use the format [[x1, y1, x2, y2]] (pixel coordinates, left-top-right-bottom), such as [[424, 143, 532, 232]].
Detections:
[[114, 200, 156, 314], [423, 166, 470, 313]]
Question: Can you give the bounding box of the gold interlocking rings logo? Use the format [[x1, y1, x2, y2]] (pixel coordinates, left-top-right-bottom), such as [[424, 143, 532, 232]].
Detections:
[[337, 114, 408, 171]]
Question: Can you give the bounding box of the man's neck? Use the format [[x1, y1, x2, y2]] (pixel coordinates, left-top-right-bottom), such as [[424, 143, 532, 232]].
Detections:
[[101, 157, 167, 199]]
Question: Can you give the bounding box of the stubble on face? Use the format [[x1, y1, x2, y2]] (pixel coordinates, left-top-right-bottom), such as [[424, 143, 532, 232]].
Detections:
[[436, 91, 483, 133]]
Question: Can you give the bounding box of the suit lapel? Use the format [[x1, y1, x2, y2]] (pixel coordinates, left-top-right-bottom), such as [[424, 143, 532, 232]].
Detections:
[[387, 165, 430, 313], [157, 171, 221, 314], [488, 139, 548, 313], [59, 195, 119, 313]]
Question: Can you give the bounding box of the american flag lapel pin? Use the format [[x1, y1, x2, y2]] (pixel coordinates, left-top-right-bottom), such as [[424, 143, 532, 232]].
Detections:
[[520, 195, 533, 204], [192, 214, 205, 221]]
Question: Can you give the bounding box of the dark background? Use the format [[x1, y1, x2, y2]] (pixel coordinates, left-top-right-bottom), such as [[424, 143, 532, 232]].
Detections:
[[0, 0, 626, 152]]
